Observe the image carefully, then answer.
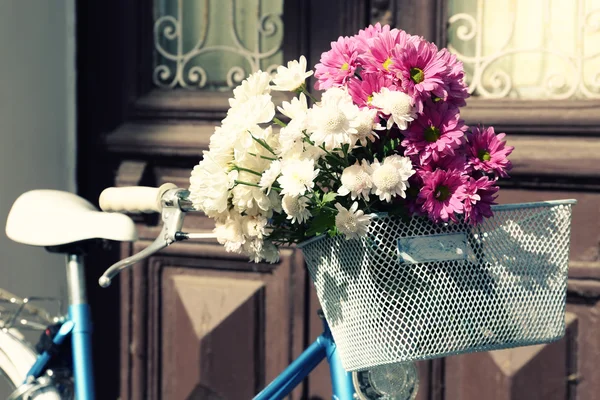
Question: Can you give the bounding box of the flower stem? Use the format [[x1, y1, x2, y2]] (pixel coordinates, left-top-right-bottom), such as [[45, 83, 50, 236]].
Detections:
[[298, 84, 318, 102], [249, 152, 278, 161], [235, 180, 261, 188], [363, 199, 378, 212], [301, 132, 338, 160], [249, 131, 277, 155], [233, 166, 262, 176], [273, 117, 287, 127]]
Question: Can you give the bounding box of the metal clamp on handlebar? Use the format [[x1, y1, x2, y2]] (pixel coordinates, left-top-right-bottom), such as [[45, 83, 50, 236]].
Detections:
[[98, 186, 191, 288]]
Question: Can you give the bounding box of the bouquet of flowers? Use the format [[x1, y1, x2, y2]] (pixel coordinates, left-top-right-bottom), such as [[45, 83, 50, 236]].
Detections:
[[189, 23, 514, 263]]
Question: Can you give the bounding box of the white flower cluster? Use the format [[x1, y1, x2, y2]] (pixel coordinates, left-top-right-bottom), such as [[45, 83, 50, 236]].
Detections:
[[190, 71, 281, 263], [337, 155, 415, 203], [189, 57, 418, 262]]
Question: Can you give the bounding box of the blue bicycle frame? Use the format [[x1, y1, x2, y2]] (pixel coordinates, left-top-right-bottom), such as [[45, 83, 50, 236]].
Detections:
[[23, 254, 354, 400], [25, 254, 95, 400], [254, 315, 355, 400]]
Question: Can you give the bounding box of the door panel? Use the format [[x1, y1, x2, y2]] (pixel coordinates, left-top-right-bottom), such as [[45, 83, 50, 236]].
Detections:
[[162, 273, 265, 399], [445, 313, 578, 400], [120, 236, 307, 399]]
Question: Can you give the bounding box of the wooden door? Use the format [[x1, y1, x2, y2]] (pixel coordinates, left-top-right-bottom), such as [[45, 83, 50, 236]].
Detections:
[[383, 1, 600, 399], [76, 1, 367, 399], [76, 1, 600, 399]]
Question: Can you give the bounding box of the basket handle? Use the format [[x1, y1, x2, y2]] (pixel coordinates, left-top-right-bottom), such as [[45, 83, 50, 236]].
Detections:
[[397, 232, 469, 264]]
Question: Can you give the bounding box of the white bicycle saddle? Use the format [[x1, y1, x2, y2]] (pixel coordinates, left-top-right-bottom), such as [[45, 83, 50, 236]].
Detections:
[[6, 190, 138, 247]]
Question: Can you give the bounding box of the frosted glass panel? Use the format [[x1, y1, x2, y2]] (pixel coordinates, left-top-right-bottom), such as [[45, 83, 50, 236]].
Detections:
[[153, 0, 283, 91], [447, 0, 600, 99]]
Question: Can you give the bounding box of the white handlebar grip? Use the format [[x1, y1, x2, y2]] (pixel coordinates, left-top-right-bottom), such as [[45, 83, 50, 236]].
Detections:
[[99, 186, 162, 213]]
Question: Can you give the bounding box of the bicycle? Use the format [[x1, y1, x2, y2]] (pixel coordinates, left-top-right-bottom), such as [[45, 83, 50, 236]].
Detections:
[[1, 185, 419, 400]]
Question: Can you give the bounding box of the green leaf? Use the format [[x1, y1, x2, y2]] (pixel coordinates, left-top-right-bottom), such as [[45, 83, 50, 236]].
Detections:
[[306, 210, 336, 237], [321, 192, 337, 204], [249, 132, 276, 155], [272, 117, 287, 127], [341, 143, 350, 156], [325, 154, 343, 168]]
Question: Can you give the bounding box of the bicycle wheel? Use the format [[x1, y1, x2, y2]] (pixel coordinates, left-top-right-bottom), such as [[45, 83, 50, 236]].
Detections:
[[0, 328, 62, 399]]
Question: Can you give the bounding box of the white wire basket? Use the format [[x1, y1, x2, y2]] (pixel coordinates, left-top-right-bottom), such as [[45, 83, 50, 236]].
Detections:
[[299, 200, 576, 371]]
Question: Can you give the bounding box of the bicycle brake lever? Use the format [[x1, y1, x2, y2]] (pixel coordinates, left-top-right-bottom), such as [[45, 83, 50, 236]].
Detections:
[[98, 200, 186, 288], [98, 232, 168, 288]]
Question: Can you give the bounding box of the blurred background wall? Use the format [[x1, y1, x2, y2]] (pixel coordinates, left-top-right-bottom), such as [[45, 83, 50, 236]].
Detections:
[[0, 1, 75, 395]]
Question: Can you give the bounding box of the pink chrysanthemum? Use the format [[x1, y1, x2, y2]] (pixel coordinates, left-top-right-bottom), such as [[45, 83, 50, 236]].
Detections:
[[416, 152, 469, 174], [466, 125, 514, 178], [360, 27, 411, 76], [438, 48, 470, 107], [463, 176, 499, 225], [418, 169, 467, 223], [402, 102, 466, 165], [390, 40, 448, 112], [314, 36, 359, 90], [347, 73, 397, 108], [354, 23, 385, 52]]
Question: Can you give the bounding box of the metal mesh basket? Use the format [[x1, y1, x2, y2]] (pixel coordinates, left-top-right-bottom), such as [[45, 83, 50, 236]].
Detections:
[[299, 200, 575, 371]]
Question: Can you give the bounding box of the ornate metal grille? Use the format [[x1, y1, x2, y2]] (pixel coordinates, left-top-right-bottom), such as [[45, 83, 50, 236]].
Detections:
[[448, 0, 600, 99], [153, 0, 283, 90]]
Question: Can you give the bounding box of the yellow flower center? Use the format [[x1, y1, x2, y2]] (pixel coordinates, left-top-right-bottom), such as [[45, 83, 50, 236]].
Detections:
[[478, 149, 491, 161], [434, 185, 451, 201], [341, 62, 349, 71], [382, 57, 393, 71], [410, 67, 425, 84], [367, 94, 374, 104], [424, 125, 441, 143]]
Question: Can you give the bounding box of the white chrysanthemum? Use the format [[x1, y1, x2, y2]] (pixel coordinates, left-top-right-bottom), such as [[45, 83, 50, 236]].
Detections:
[[242, 237, 280, 264], [189, 152, 235, 219], [351, 108, 381, 147], [243, 237, 265, 262], [277, 119, 306, 159], [231, 171, 272, 216], [371, 87, 416, 130], [271, 56, 314, 92], [267, 190, 282, 214], [245, 239, 279, 263], [277, 159, 319, 196], [301, 143, 327, 161], [334, 202, 372, 240], [234, 125, 277, 170], [241, 214, 268, 239], [226, 94, 275, 130], [371, 155, 415, 202], [208, 126, 236, 167], [308, 88, 359, 151], [230, 71, 272, 107], [321, 87, 354, 106], [282, 195, 312, 224], [383, 154, 415, 182], [338, 160, 373, 200], [215, 212, 245, 253], [278, 93, 308, 120], [259, 160, 281, 194], [260, 241, 280, 263]]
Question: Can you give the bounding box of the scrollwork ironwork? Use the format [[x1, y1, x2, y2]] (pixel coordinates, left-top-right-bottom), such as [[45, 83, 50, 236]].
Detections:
[[153, 0, 283, 90], [448, 0, 600, 99]]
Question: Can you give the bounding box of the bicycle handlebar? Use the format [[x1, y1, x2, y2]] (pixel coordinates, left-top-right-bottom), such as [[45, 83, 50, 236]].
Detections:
[[99, 183, 176, 214], [98, 184, 213, 287]]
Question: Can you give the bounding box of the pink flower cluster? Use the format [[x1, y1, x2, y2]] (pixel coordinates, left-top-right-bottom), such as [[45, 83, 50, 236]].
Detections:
[[315, 24, 514, 225]]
